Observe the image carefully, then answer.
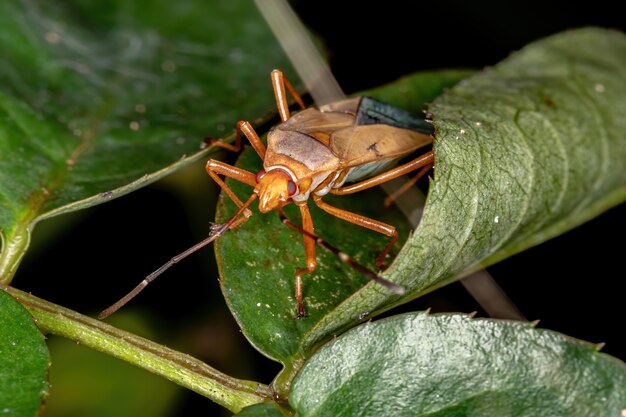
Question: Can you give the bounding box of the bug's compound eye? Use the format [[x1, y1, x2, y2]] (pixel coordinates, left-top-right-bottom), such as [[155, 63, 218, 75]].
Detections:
[[287, 180, 297, 196], [255, 170, 266, 183]]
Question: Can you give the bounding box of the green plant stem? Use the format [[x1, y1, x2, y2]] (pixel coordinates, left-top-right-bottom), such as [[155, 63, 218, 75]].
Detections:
[[0, 225, 31, 285], [5, 286, 272, 413]]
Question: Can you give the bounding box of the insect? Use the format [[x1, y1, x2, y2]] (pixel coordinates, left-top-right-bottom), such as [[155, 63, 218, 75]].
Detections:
[[208, 68, 435, 317], [99, 69, 435, 320]]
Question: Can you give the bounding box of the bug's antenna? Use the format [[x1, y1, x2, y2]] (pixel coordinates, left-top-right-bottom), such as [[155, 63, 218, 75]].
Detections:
[[99, 194, 258, 319], [254, 0, 345, 106], [277, 209, 405, 296]]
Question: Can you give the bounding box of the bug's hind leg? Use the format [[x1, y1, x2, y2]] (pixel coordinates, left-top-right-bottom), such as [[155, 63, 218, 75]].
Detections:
[[383, 163, 433, 207], [312, 195, 398, 270], [277, 203, 317, 318]]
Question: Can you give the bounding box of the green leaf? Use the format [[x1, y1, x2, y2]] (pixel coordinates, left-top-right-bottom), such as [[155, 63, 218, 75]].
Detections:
[[0, 0, 294, 283], [0, 289, 50, 417], [216, 28, 626, 388], [214, 71, 467, 371], [290, 312, 626, 417], [301, 28, 626, 350], [234, 403, 292, 417]]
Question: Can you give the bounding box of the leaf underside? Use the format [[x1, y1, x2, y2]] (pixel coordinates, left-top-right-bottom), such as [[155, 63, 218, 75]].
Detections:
[[290, 312, 626, 417], [301, 28, 626, 352], [216, 28, 626, 371]]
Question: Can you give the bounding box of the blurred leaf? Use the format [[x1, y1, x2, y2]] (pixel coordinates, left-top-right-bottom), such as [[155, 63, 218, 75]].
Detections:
[[44, 312, 181, 417], [0, 290, 49, 417], [0, 0, 294, 282], [290, 312, 626, 417], [215, 71, 466, 368]]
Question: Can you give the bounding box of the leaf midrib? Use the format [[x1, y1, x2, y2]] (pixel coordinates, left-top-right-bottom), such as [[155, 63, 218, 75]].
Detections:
[[0, 77, 122, 284]]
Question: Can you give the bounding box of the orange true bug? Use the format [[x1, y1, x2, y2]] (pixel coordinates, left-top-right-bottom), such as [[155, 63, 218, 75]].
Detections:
[[206, 69, 435, 317], [100, 68, 434, 319]]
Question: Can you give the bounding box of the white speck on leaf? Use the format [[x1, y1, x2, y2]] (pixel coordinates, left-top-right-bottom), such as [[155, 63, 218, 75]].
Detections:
[[129, 121, 140, 131], [595, 83, 605, 93], [161, 60, 176, 72], [45, 31, 60, 44], [228, 48, 244, 63], [494, 215, 499, 223]]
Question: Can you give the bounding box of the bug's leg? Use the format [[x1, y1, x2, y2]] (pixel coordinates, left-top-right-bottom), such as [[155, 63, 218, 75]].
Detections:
[[278, 208, 405, 296], [206, 159, 258, 228], [331, 151, 434, 196], [207, 120, 267, 159], [279, 203, 317, 318], [313, 195, 397, 270], [383, 163, 433, 207], [271, 69, 306, 122]]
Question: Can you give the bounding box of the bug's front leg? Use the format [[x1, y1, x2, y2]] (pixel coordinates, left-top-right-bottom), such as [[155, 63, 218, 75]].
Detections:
[[205, 159, 257, 229]]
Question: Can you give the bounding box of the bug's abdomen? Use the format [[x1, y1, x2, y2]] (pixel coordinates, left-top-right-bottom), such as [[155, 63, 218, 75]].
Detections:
[[342, 158, 400, 183]]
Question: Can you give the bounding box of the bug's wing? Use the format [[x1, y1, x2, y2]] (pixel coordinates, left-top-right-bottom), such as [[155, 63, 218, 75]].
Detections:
[[278, 108, 355, 141], [319, 97, 434, 181], [330, 124, 432, 179], [356, 97, 434, 136]]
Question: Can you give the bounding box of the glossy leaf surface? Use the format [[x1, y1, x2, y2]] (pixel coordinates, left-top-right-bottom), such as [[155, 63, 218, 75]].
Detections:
[[0, 0, 294, 282], [0, 290, 49, 417], [291, 312, 626, 417]]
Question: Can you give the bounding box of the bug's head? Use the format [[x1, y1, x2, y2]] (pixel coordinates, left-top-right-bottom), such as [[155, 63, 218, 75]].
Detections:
[[254, 168, 297, 213]]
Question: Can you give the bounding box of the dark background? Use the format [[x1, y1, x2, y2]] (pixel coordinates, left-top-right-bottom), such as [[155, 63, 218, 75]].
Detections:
[[13, 1, 626, 415]]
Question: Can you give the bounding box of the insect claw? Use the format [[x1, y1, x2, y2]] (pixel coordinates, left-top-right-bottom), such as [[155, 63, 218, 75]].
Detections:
[[297, 306, 308, 319], [388, 283, 406, 295], [210, 223, 229, 235]]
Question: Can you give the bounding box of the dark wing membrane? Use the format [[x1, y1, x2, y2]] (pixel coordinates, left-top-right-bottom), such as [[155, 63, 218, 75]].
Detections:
[[356, 97, 434, 135]]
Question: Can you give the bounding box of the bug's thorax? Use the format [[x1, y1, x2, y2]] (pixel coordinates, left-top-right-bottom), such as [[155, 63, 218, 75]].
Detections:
[[261, 109, 347, 205]]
